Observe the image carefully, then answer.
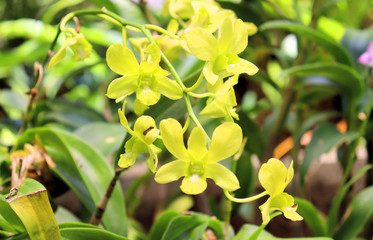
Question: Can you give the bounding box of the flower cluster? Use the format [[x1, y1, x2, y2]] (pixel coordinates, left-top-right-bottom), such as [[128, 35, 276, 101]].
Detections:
[[49, 0, 302, 226]]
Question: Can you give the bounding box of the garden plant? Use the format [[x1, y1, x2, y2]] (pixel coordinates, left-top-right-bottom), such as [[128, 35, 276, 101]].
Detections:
[[1, 0, 373, 239]]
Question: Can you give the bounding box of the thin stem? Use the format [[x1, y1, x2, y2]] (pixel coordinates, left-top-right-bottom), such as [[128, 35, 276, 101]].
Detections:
[[223, 190, 268, 203], [183, 93, 210, 141], [185, 70, 204, 93], [90, 168, 127, 226], [182, 115, 191, 134], [188, 92, 215, 99], [342, 97, 373, 185], [144, 24, 180, 39]]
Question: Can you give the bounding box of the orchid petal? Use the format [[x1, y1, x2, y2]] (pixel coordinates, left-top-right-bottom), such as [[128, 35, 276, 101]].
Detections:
[[187, 127, 208, 160], [106, 43, 139, 75], [205, 162, 239, 191], [106, 75, 138, 100], [185, 28, 217, 61], [160, 119, 189, 160], [155, 160, 188, 183], [180, 174, 207, 195], [207, 122, 242, 162]]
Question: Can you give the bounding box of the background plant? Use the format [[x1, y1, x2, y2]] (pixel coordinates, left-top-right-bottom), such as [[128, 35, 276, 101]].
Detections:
[[1, 0, 373, 240]]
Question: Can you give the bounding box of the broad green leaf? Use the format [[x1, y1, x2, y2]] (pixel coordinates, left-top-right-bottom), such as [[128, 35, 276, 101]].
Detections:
[[16, 128, 127, 235], [55, 206, 81, 224], [260, 20, 353, 66], [149, 210, 179, 240], [280, 63, 363, 101], [238, 112, 265, 158], [159, 213, 214, 240], [54, 129, 127, 235], [0, 90, 27, 112], [74, 122, 126, 158], [234, 224, 333, 240], [59, 222, 129, 240], [60, 228, 128, 240], [4, 179, 61, 240], [333, 186, 373, 240], [0, 197, 25, 233], [35, 99, 105, 130], [300, 122, 358, 186], [327, 165, 373, 236], [295, 198, 327, 236]]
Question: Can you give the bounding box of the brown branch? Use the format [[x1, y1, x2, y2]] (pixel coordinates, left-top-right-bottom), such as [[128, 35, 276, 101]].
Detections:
[[90, 168, 127, 226]]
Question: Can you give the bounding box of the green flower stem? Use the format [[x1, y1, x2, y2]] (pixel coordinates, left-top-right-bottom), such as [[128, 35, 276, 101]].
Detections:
[[222, 139, 246, 232], [223, 190, 268, 203], [182, 115, 191, 134], [144, 24, 180, 39], [184, 93, 211, 141], [188, 92, 215, 99], [185, 70, 204, 93]]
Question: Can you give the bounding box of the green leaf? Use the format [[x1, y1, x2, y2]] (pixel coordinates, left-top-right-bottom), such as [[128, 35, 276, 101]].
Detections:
[[260, 20, 353, 66], [60, 227, 129, 240], [4, 179, 61, 239], [16, 128, 127, 235], [333, 186, 373, 240], [74, 122, 126, 158], [55, 206, 81, 224], [59, 223, 128, 240], [295, 198, 327, 236], [148, 210, 179, 240], [238, 112, 265, 158], [0, 197, 25, 233], [234, 224, 333, 240], [327, 165, 373, 236], [160, 213, 211, 240], [280, 63, 363, 101], [0, 90, 27, 112], [36, 99, 105, 130], [300, 122, 358, 186]]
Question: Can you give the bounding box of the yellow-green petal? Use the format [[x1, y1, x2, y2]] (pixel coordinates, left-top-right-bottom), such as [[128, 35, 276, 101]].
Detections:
[[180, 174, 207, 195], [70, 36, 92, 61], [227, 58, 258, 76], [134, 99, 149, 115], [207, 122, 242, 162], [285, 161, 294, 186], [203, 61, 219, 85], [259, 198, 272, 225], [185, 28, 217, 61], [160, 119, 189, 160], [187, 127, 208, 160], [205, 162, 239, 191], [155, 160, 188, 183], [118, 152, 137, 168], [217, 17, 234, 55], [106, 75, 138, 100], [157, 76, 183, 100], [48, 47, 67, 69], [134, 116, 157, 141], [136, 85, 161, 106], [229, 19, 249, 54], [106, 43, 139, 75], [258, 158, 288, 196], [146, 144, 161, 173], [145, 43, 161, 64]]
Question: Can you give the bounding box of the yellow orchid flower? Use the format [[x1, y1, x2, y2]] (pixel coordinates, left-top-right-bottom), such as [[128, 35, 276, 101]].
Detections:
[[155, 119, 242, 195], [258, 158, 303, 224]]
